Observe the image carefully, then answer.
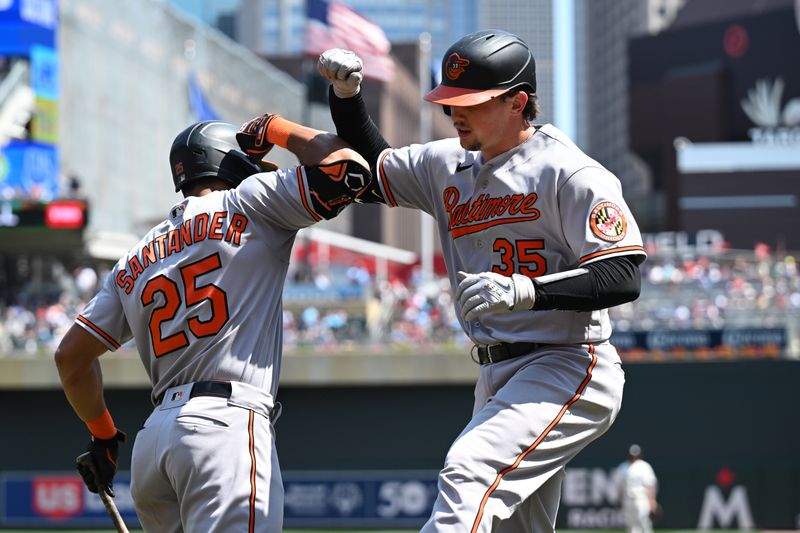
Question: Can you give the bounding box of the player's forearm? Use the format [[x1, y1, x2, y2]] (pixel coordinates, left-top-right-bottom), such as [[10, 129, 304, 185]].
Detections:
[[533, 255, 641, 311], [328, 87, 390, 167], [256, 116, 368, 168], [56, 350, 107, 422], [286, 129, 351, 166], [55, 324, 112, 426]]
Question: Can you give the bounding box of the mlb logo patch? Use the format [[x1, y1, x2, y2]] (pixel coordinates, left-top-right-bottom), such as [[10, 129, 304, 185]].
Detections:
[[160, 383, 193, 410]]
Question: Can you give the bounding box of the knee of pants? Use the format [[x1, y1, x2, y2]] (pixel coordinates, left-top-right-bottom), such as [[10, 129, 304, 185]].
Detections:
[[440, 448, 494, 486]]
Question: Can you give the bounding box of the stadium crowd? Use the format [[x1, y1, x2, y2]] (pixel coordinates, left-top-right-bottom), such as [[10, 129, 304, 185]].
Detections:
[[2, 250, 799, 357], [610, 251, 800, 331]]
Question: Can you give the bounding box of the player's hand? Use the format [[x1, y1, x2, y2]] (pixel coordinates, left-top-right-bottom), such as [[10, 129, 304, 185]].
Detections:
[[318, 49, 363, 98], [76, 430, 126, 497], [649, 501, 663, 522], [236, 113, 278, 160], [455, 271, 536, 321]]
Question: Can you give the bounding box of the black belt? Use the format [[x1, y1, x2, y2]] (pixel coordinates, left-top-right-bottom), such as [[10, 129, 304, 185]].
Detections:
[[156, 380, 232, 405], [475, 342, 547, 365]]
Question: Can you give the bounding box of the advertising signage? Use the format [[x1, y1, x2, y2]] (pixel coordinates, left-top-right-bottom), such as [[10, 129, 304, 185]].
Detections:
[[630, 7, 800, 144], [0, 0, 57, 54], [2, 466, 797, 529]]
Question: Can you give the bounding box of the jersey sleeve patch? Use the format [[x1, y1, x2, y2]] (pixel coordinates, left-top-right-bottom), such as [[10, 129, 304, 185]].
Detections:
[[589, 201, 627, 242]]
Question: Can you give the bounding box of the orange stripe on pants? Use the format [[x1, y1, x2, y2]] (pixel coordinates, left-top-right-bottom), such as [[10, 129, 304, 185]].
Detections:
[[469, 345, 598, 533], [248, 410, 256, 533]]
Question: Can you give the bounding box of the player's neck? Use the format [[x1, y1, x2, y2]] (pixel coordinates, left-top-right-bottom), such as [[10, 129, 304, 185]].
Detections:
[[481, 125, 535, 162], [183, 180, 231, 198]]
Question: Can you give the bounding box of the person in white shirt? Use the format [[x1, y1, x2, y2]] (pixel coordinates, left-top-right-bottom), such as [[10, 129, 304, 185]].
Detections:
[[617, 444, 659, 533]]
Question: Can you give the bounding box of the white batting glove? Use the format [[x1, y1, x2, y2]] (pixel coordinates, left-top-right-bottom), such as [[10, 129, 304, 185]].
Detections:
[[455, 271, 536, 322], [317, 48, 364, 98]]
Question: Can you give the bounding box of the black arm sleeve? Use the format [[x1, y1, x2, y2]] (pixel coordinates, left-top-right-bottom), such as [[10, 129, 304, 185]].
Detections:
[[532, 255, 642, 312], [329, 87, 391, 168]]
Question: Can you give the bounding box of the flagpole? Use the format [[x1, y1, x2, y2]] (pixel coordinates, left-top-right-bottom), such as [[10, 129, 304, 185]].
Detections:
[[279, 0, 290, 53], [302, 0, 314, 129], [302, 56, 312, 128], [418, 32, 433, 283]]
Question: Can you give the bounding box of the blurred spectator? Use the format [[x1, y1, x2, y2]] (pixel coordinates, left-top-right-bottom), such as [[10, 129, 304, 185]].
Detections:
[[73, 266, 98, 300], [67, 174, 83, 199]]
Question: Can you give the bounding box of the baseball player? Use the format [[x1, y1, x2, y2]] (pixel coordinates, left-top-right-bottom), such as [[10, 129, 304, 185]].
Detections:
[[318, 29, 645, 532], [55, 116, 371, 532], [617, 444, 659, 533]]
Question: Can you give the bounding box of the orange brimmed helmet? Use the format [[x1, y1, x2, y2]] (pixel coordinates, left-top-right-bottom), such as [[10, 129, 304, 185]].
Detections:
[[425, 29, 536, 114]]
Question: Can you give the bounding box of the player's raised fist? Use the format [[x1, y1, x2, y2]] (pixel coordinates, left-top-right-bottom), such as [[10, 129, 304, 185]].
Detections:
[[236, 113, 278, 159], [318, 49, 363, 98]]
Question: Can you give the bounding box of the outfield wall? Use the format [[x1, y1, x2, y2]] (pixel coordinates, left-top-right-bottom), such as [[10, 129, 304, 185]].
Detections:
[[0, 358, 797, 529]]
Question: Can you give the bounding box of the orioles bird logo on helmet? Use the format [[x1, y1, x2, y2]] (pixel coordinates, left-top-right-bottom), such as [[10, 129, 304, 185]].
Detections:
[[445, 53, 470, 80]]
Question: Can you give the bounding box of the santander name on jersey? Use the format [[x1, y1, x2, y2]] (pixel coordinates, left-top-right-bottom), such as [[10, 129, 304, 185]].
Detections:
[[115, 210, 249, 295]]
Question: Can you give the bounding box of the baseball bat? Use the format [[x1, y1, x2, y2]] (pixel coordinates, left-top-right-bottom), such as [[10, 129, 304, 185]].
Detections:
[[99, 488, 129, 533], [76, 452, 130, 533]]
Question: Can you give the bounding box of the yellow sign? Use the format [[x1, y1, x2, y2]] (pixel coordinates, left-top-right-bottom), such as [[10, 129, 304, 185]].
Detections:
[[32, 97, 58, 144]]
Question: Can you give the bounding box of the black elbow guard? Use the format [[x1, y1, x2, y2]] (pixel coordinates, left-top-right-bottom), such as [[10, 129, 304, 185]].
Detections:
[[354, 167, 387, 205], [304, 160, 374, 219]]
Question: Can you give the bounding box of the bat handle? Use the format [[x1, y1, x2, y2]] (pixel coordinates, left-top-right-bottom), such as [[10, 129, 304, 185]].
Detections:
[[99, 489, 130, 533]]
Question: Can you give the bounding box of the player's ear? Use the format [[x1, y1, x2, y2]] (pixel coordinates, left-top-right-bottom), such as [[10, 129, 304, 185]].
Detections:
[[509, 91, 528, 116]]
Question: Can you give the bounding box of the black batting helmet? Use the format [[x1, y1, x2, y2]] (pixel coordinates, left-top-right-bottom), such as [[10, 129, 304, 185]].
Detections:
[[425, 29, 536, 108], [169, 121, 262, 192]]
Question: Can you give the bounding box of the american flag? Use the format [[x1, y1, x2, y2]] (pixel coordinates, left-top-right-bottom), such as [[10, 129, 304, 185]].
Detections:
[[305, 0, 395, 82]]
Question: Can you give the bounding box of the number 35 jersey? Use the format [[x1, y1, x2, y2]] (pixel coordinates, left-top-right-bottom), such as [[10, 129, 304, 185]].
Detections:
[[375, 124, 646, 345], [76, 166, 335, 404]]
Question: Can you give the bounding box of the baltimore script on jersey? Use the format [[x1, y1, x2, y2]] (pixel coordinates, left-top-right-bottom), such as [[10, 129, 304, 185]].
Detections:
[[443, 187, 540, 237]]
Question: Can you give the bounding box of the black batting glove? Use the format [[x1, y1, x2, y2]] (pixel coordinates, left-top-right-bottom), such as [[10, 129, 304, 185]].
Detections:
[[236, 113, 278, 160], [76, 430, 126, 497]]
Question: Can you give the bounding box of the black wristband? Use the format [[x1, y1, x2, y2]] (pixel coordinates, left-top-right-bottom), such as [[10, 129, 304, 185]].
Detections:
[[329, 87, 390, 167]]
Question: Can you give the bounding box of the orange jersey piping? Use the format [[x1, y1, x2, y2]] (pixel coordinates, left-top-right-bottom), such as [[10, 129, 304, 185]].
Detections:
[[76, 315, 121, 350], [377, 151, 398, 207], [469, 345, 598, 533], [296, 167, 322, 222], [579, 245, 645, 264]]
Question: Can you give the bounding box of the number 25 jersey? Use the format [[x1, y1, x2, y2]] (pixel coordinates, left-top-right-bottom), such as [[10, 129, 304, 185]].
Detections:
[[76, 167, 334, 404]]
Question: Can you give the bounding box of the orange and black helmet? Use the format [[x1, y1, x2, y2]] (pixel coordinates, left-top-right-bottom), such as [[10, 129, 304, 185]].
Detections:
[[425, 29, 536, 111]]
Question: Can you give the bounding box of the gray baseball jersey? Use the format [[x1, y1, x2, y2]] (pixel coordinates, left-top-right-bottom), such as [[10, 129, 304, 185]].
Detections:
[[77, 166, 325, 404], [77, 165, 348, 532], [374, 123, 642, 532], [376, 123, 645, 344]]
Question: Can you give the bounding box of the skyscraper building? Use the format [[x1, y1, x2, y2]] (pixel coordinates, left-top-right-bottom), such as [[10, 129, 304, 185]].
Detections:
[[479, 0, 555, 127], [479, 0, 684, 229], [583, 0, 685, 228]]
